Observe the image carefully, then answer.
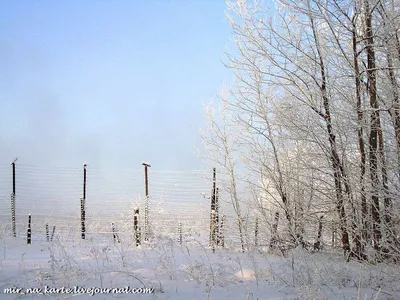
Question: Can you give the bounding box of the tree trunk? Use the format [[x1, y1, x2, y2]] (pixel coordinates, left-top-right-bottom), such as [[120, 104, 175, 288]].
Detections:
[[308, 4, 350, 254], [352, 17, 368, 260], [364, 0, 381, 251]]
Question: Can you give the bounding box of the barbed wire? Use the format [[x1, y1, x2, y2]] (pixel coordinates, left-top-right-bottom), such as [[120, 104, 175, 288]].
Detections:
[[0, 164, 212, 224], [0, 163, 277, 249]]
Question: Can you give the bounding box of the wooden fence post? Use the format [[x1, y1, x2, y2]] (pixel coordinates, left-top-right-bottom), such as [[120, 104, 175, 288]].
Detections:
[[178, 222, 182, 245], [51, 226, 55, 242], [211, 211, 216, 253], [142, 163, 151, 242], [220, 214, 225, 248], [11, 193, 16, 237], [134, 208, 140, 246], [11, 159, 17, 237], [215, 187, 220, 246], [80, 197, 86, 239], [209, 168, 217, 247], [27, 214, 31, 245], [46, 223, 49, 242]]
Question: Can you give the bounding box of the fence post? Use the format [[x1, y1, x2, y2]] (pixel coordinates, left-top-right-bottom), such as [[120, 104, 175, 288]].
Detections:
[[11, 194, 16, 238], [80, 197, 86, 239], [46, 223, 49, 242], [134, 208, 140, 247], [27, 214, 31, 245], [211, 211, 216, 253], [215, 187, 220, 246], [51, 226, 55, 242], [178, 222, 182, 245], [11, 159, 17, 237], [255, 217, 259, 247], [142, 163, 151, 242], [83, 163, 87, 199], [220, 214, 225, 248], [81, 163, 87, 240], [209, 167, 216, 247]]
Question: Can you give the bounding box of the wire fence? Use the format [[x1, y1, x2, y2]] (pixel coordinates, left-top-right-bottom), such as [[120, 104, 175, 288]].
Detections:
[[0, 163, 267, 248]]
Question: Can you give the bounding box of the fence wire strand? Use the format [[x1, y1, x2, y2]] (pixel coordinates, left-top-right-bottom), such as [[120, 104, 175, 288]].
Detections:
[[0, 163, 264, 248]]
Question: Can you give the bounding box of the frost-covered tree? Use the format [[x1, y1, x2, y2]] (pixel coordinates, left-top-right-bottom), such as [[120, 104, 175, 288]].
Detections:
[[202, 0, 400, 262]]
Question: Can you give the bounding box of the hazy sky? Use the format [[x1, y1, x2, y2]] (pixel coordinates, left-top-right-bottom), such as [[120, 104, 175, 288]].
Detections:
[[0, 0, 233, 170]]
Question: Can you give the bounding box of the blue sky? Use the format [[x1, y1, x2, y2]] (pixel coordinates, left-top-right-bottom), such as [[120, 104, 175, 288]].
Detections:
[[0, 0, 233, 170]]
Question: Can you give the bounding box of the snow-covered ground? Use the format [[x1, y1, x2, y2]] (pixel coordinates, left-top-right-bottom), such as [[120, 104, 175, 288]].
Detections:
[[0, 234, 398, 300]]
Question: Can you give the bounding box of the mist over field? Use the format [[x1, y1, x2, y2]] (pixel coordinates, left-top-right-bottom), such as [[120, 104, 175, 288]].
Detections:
[[1, 0, 400, 299]]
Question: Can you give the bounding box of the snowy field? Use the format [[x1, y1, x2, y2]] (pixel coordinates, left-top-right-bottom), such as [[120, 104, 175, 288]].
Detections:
[[0, 233, 399, 300]]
